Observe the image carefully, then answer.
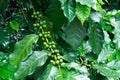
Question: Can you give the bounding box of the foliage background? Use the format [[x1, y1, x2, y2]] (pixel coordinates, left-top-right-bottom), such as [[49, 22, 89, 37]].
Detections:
[[0, 0, 120, 80]]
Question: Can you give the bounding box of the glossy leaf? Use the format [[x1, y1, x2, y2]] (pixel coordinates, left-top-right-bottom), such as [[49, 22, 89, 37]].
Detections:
[[113, 20, 120, 49], [99, 22, 112, 33], [9, 34, 38, 67], [107, 60, 120, 70], [59, 0, 75, 22], [75, 0, 96, 8], [55, 68, 75, 80], [10, 21, 19, 32], [14, 51, 48, 80], [89, 23, 104, 54], [97, 44, 115, 63], [62, 62, 89, 74], [97, 0, 104, 5], [95, 64, 120, 79], [76, 3, 91, 25], [90, 12, 101, 22], [62, 18, 87, 50], [38, 64, 57, 80], [103, 30, 111, 44], [0, 52, 8, 66], [0, 27, 9, 46], [0, 0, 9, 16], [98, 31, 113, 61], [45, 1, 65, 31], [76, 0, 102, 11], [74, 75, 90, 80], [0, 64, 16, 80]]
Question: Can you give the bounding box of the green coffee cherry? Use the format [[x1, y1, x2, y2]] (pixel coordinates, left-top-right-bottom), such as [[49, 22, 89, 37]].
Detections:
[[33, 23, 37, 27], [60, 59, 63, 62], [42, 32, 45, 35], [47, 31, 50, 34], [56, 60, 60, 64], [31, 15, 34, 18], [33, 12, 36, 15], [30, 5, 33, 9], [38, 14, 42, 17], [39, 34, 42, 37], [36, 11, 40, 15], [40, 22, 43, 25], [50, 60, 54, 63], [36, 23, 40, 26], [43, 20, 46, 24], [50, 60, 55, 65], [44, 34, 47, 38], [57, 56, 61, 59], [52, 62, 56, 65], [34, 27, 37, 30], [39, 26, 43, 29], [57, 53, 60, 56], [54, 50, 59, 53], [43, 24, 46, 28], [49, 45, 52, 48], [51, 50, 55, 53], [35, 16, 38, 18], [42, 37, 45, 40], [52, 45, 56, 48], [45, 44, 49, 48], [47, 34, 51, 38], [51, 41, 55, 44], [47, 53, 52, 56], [43, 42, 47, 45]]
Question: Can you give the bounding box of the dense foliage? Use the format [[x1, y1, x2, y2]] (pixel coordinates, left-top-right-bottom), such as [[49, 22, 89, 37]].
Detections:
[[0, 0, 120, 80]]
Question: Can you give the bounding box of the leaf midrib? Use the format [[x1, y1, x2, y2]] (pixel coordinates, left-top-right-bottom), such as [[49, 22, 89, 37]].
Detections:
[[16, 52, 47, 79], [13, 35, 38, 65]]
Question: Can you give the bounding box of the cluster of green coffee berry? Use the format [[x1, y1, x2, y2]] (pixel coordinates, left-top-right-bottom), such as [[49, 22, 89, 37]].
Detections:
[[31, 11, 42, 20], [79, 55, 95, 68], [31, 11, 63, 66]]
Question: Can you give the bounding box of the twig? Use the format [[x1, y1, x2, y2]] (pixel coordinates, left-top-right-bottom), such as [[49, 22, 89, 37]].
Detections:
[[28, 0, 35, 12]]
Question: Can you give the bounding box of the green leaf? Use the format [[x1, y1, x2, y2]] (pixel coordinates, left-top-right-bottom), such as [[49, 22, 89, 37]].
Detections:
[[38, 64, 58, 80], [55, 68, 75, 80], [73, 75, 90, 80], [59, 0, 75, 22], [97, 0, 104, 5], [0, 52, 8, 66], [0, 64, 16, 80], [9, 34, 38, 67], [113, 20, 120, 49], [76, 3, 91, 25], [95, 64, 120, 79], [62, 18, 87, 50], [10, 21, 19, 32], [99, 22, 112, 33], [97, 44, 115, 63], [75, 0, 96, 8], [103, 30, 111, 44], [107, 60, 120, 70], [93, 3, 102, 11], [14, 51, 48, 80], [90, 12, 101, 22], [76, 0, 102, 11], [0, 0, 9, 16], [62, 62, 89, 74], [0, 27, 9, 46], [45, 1, 65, 31], [89, 23, 104, 54], [63, 52, 78, 62]]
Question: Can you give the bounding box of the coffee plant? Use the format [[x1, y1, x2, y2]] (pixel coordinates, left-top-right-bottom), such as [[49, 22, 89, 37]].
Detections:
[[0, 0, 120, 80]]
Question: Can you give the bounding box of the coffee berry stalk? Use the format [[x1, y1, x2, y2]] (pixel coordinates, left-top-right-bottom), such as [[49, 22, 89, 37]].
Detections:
[[31, 11, 63, 67]]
